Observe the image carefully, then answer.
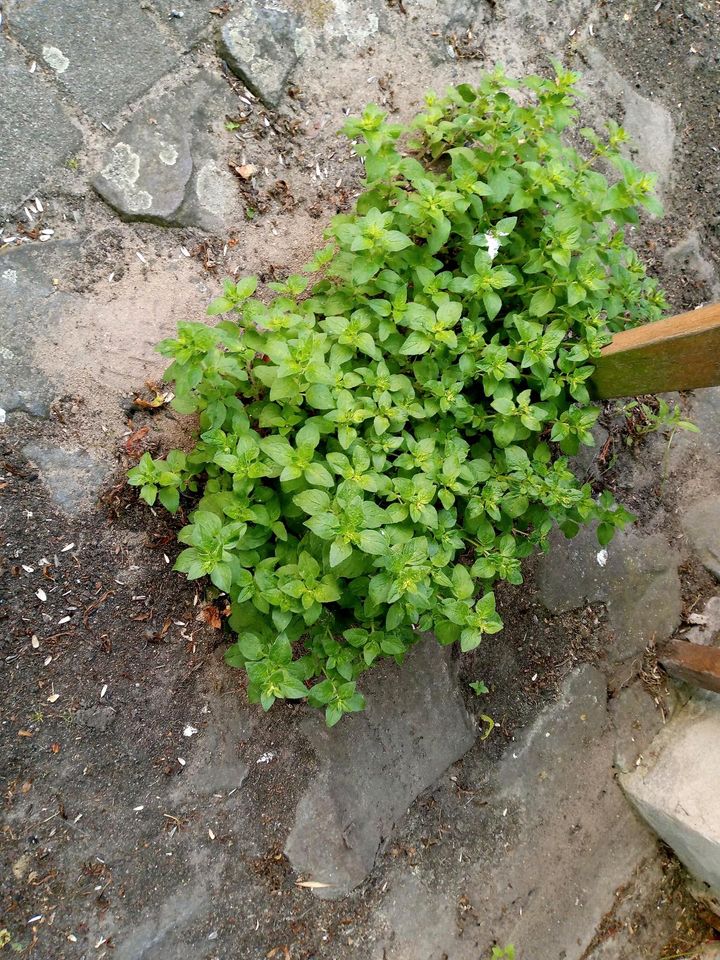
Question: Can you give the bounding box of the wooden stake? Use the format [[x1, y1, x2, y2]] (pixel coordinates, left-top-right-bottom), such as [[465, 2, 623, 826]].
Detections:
[[591, 302, 720, 400]]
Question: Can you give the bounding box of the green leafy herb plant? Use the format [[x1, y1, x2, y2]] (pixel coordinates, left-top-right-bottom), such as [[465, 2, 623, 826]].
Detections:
[[129, 65, 665, 725]]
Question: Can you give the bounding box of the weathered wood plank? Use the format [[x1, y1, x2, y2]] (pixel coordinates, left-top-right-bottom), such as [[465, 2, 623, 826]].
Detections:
[[591, 302, 720, 400], [660, 639, 720, 695]]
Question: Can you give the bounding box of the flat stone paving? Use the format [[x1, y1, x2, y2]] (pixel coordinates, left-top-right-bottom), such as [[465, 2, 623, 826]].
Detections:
[[0, 39, 81, 216], [0, 240, 80, 416], [285, 640, 476, 899], [93, 72, 237, 229], [6, 0, 179, 122], [622, 692, 720, 897]]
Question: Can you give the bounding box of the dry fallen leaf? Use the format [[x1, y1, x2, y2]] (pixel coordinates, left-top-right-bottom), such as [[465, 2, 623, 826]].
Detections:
[[199, 604, 222, 629], [51, 742, 61, 753], [124, 425, 150, 457], [295, 879, 331, 889], [229, 162, 257, 180], [18, 730, 33, 738]]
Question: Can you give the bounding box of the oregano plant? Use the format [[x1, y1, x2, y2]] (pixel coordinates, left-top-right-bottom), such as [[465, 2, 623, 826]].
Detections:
[[129, 65, 665, 725]]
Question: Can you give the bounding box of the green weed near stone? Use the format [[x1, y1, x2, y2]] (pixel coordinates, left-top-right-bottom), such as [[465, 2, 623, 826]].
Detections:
[[491, 947, 516, 959], [129, 65, 665, 726]]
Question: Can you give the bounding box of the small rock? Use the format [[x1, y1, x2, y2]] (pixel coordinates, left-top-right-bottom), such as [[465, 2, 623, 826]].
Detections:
[[76, 705, 117, 732], [7, 0, 178, 123], [218, 3, 301, 107], [681, 497, 720, 580], [94, 127, 192, 223], [0, 39, 82, 216], [683, 597, 720, 646], [0, 242, 81, 417], [94, 73, 236, 230]]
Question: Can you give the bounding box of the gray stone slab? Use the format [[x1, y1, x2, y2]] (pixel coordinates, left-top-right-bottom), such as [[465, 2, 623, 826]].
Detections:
[[23, 441, 110, 514], [664, 230, 719, 293], [93, 72, 237, 230], [94, 115, 193, 222], [0, 241, 79, 417], [672, 386, 720, 465], [580, 46, 676, 194], [7, 0, 179, 122], [539, 525, 682, 660], [284, 638, 475, 898], [610, 683, 666, 774], [170, 685, 250, 801], [218, 2, 301, 106], [76, 705, 117, 732], [0, 39, 82, 216], [375, 666, 661, 960], [621, 694, 720, 897], [150, 0, 230, 48], [682, 496, 720, 580]]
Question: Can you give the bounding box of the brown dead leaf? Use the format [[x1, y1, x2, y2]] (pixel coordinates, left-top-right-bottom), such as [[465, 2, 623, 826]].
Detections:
[[51, 742, 61, 754], [229, 162, 257, 180], [199, 604, 223, 630], [124, 426, 150, 458], [17, 730, 33, 738], [133, 382, 172, 410], [295, 879, 331, 889]]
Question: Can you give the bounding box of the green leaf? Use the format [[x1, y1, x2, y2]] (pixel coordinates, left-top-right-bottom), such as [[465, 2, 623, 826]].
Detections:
[[460, 628, 483, 652], [305, 462, 334, 487], [400, 331, 432, 355], [158, 486, 180, 513], [140, 484, 157, 506], [293, 489, 332, 515], [567, 282, 586, 306], [280, 676, 309, 699], [235, 276, 258, 299], [305, 512, 340, 539], [435, 620, 461, 646], [452, 564, 475, 600], [325, 702, 344, 727], [529, 288, 556, 317], [483, 291, 502, 321], [329, 539, 353, 567], [261, 436, 294, 466], [380, 635, 405, 655], [357, 529, 388, 555], [207, 297, 234, 315], [210, 563, 233, 593], [239, 633, 264, 660]]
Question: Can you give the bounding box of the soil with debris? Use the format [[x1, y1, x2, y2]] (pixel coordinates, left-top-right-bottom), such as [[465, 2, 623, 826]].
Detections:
[[2, 0, 720, 958]]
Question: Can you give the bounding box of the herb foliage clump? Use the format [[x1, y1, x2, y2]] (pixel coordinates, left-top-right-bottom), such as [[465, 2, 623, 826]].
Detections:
[[129, 67, 665, 725]]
